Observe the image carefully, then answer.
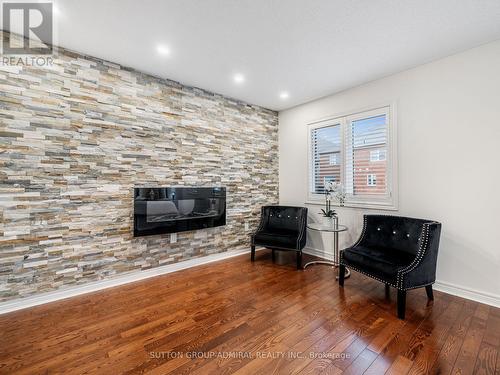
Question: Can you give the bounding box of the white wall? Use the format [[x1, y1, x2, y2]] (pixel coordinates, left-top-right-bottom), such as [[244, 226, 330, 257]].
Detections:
[[279, 40, 500, 306]]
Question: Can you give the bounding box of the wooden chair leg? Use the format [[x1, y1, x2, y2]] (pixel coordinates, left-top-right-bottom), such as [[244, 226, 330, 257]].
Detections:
[[425, 285, 434, 300], [385, 284, 390, 298], [339, 265, 345, 287], [271, 249, 276, 262], [296, 251, 302, 270], [251, 245, 255, 262], [397, 290, 406, 320]]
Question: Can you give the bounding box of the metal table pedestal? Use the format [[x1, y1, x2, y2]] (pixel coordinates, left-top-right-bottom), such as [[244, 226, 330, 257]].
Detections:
[[303, 223, 350, 279]]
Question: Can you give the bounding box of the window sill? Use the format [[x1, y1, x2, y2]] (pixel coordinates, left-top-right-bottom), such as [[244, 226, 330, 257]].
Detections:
[[304, 200, 398, 211]]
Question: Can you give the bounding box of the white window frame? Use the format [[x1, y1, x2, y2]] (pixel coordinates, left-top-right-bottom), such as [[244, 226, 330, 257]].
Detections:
[[307, 103, 398, 210]]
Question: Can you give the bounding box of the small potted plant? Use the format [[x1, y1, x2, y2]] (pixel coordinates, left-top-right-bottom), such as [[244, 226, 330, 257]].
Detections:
[[320, 181, 338, 228]]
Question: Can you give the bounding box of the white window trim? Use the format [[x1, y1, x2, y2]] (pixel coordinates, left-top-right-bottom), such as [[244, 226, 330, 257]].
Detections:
[[306, 103, 398, 211]]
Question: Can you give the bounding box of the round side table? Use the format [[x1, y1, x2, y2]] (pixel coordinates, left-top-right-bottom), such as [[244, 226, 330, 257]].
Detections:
[[304, 222, 350, 279]]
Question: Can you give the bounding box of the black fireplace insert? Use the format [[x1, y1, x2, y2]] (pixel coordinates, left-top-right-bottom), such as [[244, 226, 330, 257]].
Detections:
[[133, 187, 226, 237]]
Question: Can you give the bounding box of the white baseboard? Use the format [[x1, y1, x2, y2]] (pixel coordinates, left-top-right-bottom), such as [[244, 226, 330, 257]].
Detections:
[[0, 247, 262, 315], [303, 247, 335, 262], [434, 281, 500, 308], [304, 247, 500, 308]]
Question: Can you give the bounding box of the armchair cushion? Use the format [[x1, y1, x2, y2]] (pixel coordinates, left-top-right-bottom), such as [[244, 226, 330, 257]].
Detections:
[[341, 245, 414, 285], [253, 229, 299, 249]]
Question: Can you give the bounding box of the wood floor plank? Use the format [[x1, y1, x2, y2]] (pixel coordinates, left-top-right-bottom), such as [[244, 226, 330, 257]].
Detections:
[[341, 348, 377, 374], [451, 303, 489, 375], [406, 299, 463, 374], [386, 354, 413, 375], [365, 299, 443, 375], [474, 342, 499, 375], [0, 251, 498, 374], [430, 299, 478, 374]]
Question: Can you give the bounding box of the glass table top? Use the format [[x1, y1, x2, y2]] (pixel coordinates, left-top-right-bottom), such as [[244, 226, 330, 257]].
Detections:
[[307, 222, 348, 232]]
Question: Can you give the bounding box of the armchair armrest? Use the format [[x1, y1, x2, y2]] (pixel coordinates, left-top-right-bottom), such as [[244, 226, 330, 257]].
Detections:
[[351, 215, 369, 248], [253, 206, 268, 235], [397, 221, 442, 289]]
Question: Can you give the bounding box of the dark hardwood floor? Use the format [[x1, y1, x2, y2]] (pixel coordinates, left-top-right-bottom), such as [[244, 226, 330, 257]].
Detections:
[[0, 250, 499, 374]]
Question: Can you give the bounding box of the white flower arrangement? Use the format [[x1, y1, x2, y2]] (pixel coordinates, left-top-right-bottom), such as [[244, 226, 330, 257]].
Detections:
[[331, 182, 346, 206], [321, 182, 346, 218]]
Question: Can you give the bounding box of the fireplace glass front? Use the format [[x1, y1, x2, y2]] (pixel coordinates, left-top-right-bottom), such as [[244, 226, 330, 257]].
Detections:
[[134, 187, 226, 237]]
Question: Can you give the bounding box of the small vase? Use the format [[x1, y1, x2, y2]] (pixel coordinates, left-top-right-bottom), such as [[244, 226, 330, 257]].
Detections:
[[323, 216, 339, 229]]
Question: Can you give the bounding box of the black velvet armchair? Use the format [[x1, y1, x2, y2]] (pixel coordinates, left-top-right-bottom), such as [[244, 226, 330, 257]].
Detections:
[[339, 215, 442, 319], [251, 206, 308, 269]]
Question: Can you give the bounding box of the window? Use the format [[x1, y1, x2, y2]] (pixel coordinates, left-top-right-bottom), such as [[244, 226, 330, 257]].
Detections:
[[329, 153, 339, 165], [367, 174, 377, 186], [310, 122, 341, 194], [370, 149, 386, 162], [308, 105, 397, 209]]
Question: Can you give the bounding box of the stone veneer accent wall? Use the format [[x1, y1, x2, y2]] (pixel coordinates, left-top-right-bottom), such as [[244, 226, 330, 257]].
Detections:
[[0, 40, 278, 302]]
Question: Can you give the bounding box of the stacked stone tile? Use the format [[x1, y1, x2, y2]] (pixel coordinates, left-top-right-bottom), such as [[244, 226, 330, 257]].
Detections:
[[0, 34, 278, 302]]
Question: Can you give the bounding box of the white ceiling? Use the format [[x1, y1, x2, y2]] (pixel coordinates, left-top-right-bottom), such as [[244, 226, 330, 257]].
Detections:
[[17, 0, 500, 110]]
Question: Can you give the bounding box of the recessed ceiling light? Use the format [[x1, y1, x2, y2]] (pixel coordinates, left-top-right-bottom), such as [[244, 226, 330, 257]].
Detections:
[[279, 91, 290, 99], [233, 73, 245, 84], [157, 45, 170, 56]]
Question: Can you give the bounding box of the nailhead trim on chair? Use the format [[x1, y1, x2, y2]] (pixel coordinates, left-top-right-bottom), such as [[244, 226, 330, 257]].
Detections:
[[251, 206, 267, 246], [341, 262, 435, 291], [341, 252, 436, 290], [343, 263, 399, 288], [397, 223, 431, 289], [351, 215, 368, 248], [296, 210, 307, 250]]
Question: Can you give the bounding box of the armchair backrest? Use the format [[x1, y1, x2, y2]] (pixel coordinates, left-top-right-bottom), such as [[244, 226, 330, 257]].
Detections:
[[360, 215, 441, 256], [259, 206, 308, 233]]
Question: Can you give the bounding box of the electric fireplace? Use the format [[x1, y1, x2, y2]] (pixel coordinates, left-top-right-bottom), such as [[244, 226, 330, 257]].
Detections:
[[133, 187, 226, 237]]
